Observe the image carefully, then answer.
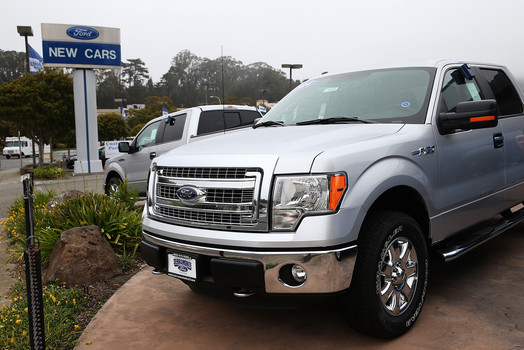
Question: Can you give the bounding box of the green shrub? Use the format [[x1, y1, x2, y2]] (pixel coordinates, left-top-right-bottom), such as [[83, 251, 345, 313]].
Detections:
[[32, 165, 66, 179], [2, 189, 142, 265], [1, 190, 56, 262], [0, 281, 85, 349], [109, 177, 140, 211]]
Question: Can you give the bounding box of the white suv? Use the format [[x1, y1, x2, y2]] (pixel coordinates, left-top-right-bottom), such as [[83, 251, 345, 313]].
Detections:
[[104, 105, 261, 196]]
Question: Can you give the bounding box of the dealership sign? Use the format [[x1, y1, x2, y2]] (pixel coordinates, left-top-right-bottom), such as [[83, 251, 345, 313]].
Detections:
[[41, 23, 120, 68]]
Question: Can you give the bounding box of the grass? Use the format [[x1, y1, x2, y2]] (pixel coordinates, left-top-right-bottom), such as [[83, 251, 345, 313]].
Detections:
[[0, 280, 85, 349], [32, 165, 66, 180], [0, 183, 143, 348]]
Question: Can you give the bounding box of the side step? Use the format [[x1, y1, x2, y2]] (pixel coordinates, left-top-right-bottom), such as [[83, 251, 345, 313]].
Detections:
[[435, 205, 524, 262]]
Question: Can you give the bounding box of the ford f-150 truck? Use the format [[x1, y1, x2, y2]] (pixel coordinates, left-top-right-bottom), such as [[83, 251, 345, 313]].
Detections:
[[140, 60, 524, 337], [104, 105, 261, 196]]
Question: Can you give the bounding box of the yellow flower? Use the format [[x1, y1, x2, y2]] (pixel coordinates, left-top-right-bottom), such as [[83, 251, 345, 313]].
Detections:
[[10, 338, 14, 343], [24, 308, 28, 313], [74, 325, 79, 330], [16, 314, 20, 319], [86, 340, 92, 345], [16, 319, 21, 325], [23, 330, 27, 336]]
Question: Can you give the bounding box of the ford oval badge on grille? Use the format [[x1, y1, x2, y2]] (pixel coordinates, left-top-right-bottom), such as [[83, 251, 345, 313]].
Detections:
[[66, 26, 100, 40], [176, 186, 205, 205]]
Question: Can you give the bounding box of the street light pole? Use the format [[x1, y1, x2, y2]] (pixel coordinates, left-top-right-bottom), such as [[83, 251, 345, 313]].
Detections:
[[17, 26, 33, 75], [282, 64, 303, 91], [210, 95, 221, 105]]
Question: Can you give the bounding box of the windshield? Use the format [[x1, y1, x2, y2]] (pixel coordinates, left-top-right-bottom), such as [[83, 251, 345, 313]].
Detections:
[[5, 141, 20, 147], [261, 67, 436, 125]]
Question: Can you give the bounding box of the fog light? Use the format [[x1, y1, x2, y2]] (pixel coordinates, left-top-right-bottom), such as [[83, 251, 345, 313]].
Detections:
[[291, 264, 307, 284]]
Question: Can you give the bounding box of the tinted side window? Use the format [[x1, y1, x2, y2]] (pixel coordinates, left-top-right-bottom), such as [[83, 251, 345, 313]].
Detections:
[[479, 69, 523, 116], [197, 111, 224, 135], [224, 112, 241, 129], [441, 69, 483, 112], [240, 110, 260, 126], [161, 114, 187, 143]]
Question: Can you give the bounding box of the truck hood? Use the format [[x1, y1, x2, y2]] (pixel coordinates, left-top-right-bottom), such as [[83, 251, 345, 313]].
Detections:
[[159, 124, 404, 173]]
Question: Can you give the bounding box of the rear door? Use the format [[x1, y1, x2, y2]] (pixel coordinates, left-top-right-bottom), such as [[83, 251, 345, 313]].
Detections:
[[476, 67, 524, 206]]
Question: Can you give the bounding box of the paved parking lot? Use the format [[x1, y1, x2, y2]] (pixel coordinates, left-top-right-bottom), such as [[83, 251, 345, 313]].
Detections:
[[76, 226, 524, 350]]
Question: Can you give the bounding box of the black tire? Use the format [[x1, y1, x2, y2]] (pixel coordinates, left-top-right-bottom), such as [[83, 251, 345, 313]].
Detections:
[[346, 210, 429, 338], [106, 175, 122, 195], [5, 155, 10, 159]]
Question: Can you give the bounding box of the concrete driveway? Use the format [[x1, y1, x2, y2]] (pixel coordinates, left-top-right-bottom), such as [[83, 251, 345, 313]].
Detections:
[[75, 226, 524, 350]]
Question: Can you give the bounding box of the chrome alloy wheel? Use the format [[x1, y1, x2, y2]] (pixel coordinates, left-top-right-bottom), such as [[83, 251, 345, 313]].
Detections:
[[379, 236, 419, 316]]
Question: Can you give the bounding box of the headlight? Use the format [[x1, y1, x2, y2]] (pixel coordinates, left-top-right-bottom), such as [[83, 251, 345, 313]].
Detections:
[[272, 173, 347, 230]]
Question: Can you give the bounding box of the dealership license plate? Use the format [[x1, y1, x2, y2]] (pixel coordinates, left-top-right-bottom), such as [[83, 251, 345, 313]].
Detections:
[[167, 253, 197, 281]]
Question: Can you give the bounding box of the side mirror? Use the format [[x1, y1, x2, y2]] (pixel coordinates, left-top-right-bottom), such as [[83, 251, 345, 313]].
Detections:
[[438, 99, 498, 135], [118, 141, 131, 153]]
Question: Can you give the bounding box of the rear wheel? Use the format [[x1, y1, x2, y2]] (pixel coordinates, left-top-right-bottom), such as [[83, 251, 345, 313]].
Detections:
[[105, 175, 122, 195], [5, 155, 10, 159], [346, 210, 428, 338]]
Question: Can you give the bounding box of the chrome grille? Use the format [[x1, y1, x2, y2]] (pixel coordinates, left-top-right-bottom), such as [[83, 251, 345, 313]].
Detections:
[[152, 167, 262, 229], [159, 167, 249, 179], [156, 206, 247, 225]]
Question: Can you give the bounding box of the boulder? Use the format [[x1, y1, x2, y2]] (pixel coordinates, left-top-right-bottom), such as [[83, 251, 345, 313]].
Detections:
[[44, 225, 122, 287], [46, 190, 85, 210]]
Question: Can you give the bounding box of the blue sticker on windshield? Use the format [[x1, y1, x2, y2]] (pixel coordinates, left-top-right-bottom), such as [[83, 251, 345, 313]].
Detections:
[[400, 101, 411, 108]]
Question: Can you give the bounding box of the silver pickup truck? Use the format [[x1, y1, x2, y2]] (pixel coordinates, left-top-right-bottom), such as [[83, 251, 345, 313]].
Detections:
[[140, 60, 524, 337], [104, 105, 261, 196]]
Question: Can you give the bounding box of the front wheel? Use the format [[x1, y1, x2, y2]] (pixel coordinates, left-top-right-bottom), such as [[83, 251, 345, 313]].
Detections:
[[346, 210, 428, 338], [105, 175, 122, 195]]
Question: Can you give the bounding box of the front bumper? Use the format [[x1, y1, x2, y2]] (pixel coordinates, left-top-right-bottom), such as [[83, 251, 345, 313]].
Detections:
[[142, 230, 357, 294]]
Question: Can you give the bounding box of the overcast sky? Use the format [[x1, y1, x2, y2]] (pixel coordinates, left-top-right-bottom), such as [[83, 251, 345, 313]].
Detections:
[[2, 0, 524, 84]]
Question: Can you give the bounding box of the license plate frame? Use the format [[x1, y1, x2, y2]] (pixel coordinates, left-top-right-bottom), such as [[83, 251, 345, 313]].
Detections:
[[167, 252, 197, 281]]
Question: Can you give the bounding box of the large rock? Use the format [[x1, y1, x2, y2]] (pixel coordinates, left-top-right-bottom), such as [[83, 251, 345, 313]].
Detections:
[[44, 225, 122, 287], [46, 190, 85, 210]]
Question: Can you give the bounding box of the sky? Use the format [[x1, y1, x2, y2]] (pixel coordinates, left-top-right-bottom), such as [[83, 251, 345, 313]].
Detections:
[[2, 0, 524, 85]]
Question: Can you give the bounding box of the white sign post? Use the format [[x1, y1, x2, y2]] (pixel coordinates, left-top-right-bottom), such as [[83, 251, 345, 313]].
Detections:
[[41, 23, 121, 174]]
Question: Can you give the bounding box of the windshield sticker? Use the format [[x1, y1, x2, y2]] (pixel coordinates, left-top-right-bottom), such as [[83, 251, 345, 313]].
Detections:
[[400, 101, 412, 108], [296, 80, 317, 90], [323, 87, 339, 93]]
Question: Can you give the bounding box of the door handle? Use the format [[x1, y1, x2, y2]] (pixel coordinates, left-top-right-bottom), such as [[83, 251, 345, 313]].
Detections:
[[493, 133, 504, 149], [150, 152, 157, 160]]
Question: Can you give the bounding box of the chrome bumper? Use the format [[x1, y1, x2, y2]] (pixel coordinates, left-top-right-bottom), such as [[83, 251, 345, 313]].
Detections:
[[143, 231, 357, 294]]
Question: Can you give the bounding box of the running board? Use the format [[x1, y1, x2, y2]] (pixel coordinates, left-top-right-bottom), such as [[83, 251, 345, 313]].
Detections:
[[436, 205, 524, 262]]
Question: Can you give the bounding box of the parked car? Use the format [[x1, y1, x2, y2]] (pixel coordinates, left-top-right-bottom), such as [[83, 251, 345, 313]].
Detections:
[[65, 146, 107, 169], [104, 105, 262, 196]]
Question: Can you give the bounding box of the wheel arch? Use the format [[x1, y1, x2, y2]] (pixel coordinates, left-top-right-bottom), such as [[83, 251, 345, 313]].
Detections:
[[366, 186, 430, 241]]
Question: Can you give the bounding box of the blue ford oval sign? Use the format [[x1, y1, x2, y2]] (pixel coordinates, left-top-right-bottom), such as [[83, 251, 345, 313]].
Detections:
[[177, 186, 205, 205], [66, 26, 99, 40]]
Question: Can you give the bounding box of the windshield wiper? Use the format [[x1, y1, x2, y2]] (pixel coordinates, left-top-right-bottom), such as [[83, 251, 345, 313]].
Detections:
[[252, 120, 285, 129], [296, 116, 375, 125]]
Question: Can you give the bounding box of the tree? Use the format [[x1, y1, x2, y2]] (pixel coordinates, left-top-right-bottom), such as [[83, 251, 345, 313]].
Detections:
[[122, 58, 149, 87], [125, 96, 175, 133], [97, 112, 129, 141], [0, 50, 25, 84], [0, 69, 75, 165], [96, 68, 124, 109]]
